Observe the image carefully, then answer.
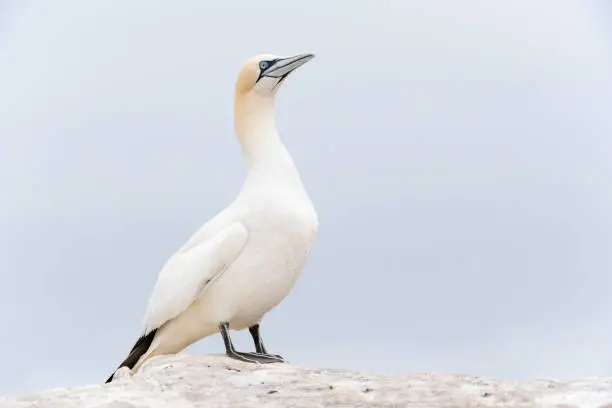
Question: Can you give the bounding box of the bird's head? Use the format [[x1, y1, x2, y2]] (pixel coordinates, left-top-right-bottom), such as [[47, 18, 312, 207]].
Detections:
[[235, 53, 315, 97]]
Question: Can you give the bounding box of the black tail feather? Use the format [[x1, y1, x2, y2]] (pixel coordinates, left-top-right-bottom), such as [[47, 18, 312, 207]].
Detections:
[[105, 328, 158, 384]]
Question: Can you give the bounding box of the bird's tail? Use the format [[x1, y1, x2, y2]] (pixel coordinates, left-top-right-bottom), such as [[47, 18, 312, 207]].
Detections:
[[105, 328, 158, 383]]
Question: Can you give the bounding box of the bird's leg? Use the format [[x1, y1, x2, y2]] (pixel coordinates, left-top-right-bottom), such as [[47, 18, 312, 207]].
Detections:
[[248, 323, 268, 354], [218, 322, 282, 364], [219, 321, 256, 363], [248, 323, 284, 361]]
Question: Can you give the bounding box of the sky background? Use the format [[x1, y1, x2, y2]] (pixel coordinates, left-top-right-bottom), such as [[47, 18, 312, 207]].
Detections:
[[1, 0, 612, 396]]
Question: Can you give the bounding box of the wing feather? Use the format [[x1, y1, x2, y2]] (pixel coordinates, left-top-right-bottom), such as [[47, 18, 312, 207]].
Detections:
[[141, 222, 249, 334]]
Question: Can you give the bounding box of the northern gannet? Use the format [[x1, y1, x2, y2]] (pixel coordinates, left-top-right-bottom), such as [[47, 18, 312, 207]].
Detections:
[[106, 53, 318, 383]]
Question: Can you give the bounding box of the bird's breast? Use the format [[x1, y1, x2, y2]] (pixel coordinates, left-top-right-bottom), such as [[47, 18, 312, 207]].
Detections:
[[244, 194, 318, 263], [207, 193, 318, 327]]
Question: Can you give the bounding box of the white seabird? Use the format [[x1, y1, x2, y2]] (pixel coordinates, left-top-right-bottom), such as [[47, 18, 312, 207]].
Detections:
[[106, 53, 318, 383]]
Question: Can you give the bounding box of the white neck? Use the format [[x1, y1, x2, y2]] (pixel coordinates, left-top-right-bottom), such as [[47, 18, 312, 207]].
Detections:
[[234, 92, 298, 178]]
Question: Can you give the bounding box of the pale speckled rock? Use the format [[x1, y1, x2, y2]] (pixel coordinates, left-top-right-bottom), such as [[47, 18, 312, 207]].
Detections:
[[1, 355, 611, 407]]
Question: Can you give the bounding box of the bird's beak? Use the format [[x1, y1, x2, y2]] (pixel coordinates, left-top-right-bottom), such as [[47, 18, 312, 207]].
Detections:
[[263, 53, 315, 79]]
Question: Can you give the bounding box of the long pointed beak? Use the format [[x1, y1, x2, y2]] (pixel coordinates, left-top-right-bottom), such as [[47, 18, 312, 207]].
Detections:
[[263, 53, 315, 79]]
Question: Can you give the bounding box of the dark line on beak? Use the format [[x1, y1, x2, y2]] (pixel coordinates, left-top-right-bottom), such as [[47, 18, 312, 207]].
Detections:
[[272, 72, 291, 91], [264, 54, 312, 78]]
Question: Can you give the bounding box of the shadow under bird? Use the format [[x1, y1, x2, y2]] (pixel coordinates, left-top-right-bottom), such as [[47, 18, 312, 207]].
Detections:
[[106, 52, 319, 383]]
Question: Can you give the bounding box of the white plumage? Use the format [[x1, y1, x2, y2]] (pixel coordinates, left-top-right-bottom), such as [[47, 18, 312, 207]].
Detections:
[[107, 52, 318, 381], [142, 221, 250, 335]]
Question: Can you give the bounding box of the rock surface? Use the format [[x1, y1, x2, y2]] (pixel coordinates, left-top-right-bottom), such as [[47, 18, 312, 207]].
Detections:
[[1, 355, 611, 407]]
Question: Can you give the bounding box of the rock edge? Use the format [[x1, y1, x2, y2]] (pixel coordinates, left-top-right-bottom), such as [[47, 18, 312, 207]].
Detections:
[[1, 355, 611, 407]]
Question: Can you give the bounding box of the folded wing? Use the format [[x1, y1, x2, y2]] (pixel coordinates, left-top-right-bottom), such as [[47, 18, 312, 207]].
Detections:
[[141, 222, 249, 335]]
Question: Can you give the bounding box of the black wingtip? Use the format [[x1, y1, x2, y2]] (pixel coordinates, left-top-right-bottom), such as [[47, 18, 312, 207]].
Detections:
[[105, 328, 158, 384]]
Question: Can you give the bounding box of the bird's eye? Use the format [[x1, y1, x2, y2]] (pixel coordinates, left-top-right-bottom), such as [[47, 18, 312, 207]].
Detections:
[[259, 61, 269, 70]]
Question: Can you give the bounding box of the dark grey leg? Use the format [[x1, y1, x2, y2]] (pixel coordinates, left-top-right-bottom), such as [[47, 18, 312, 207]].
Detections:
[[248, 324, 268, 354], [219, 322, 283, 364], [248, 323, 284, 361]]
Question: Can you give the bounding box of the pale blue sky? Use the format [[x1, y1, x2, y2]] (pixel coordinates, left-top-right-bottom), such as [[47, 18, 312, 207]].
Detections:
[[1, 0, 612, 396]]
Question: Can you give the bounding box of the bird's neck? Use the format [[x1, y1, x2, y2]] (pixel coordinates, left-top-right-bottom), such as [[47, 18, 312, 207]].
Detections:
[[234, 92, 297, 175]]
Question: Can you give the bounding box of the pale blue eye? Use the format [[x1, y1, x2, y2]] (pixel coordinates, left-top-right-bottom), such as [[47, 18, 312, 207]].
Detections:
[[259, 61, 269, 70]]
